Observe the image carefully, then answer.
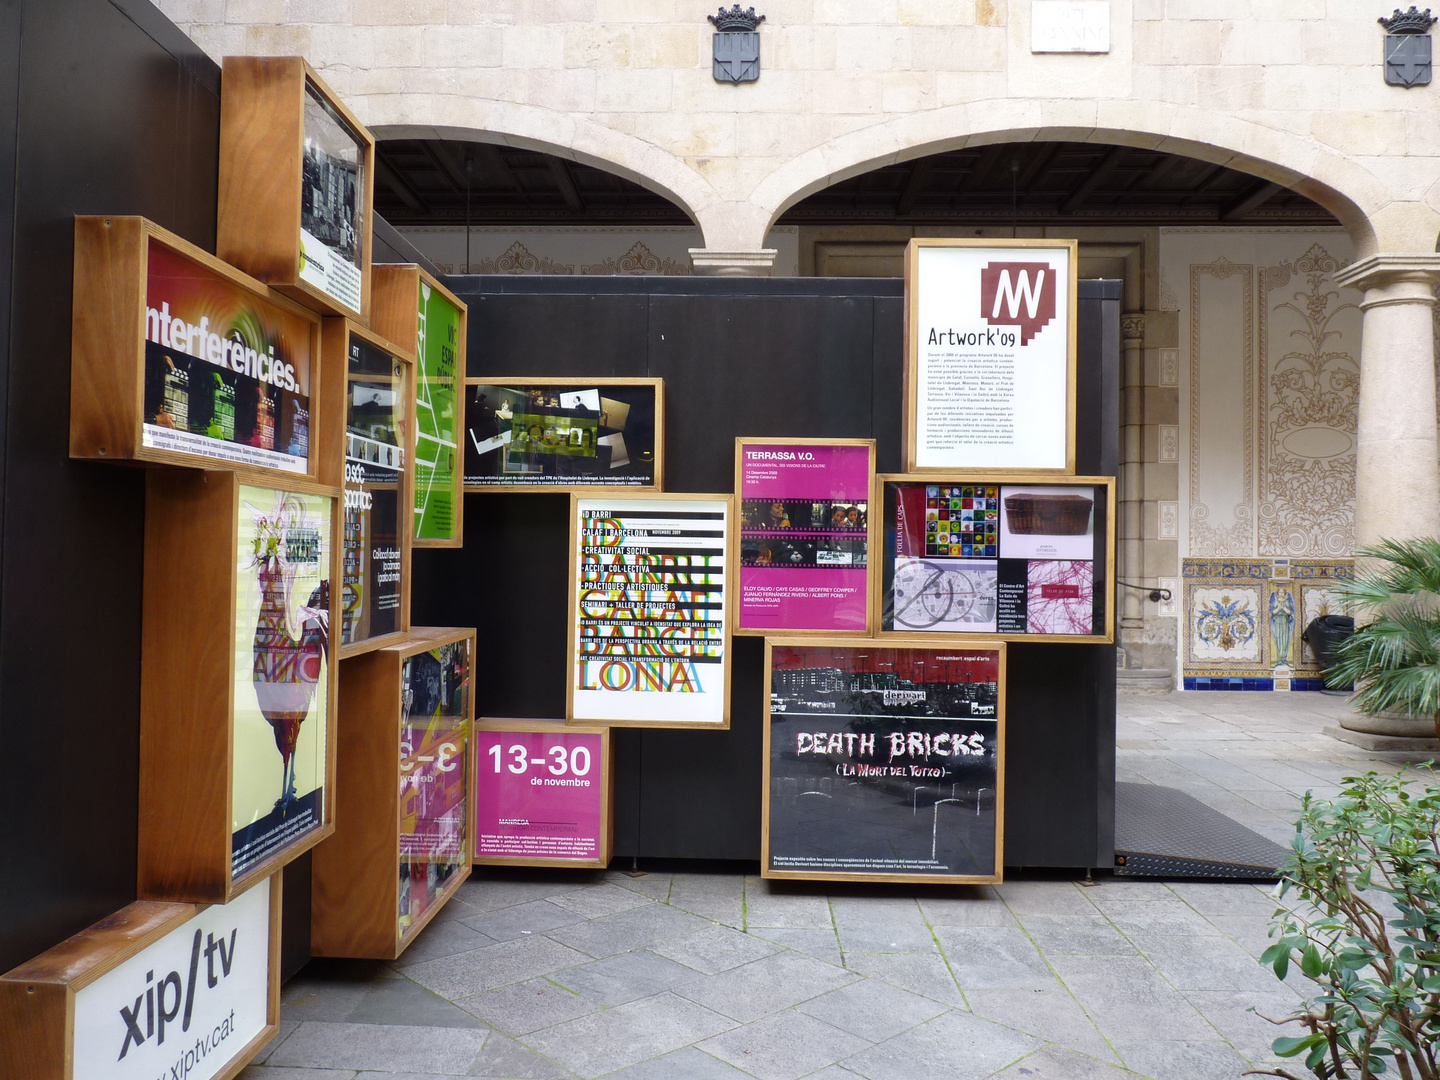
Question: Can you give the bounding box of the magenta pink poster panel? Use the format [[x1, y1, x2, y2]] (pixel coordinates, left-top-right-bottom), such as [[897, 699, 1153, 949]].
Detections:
[[473, 729, 604, 861], [738, 443, 871, 631]]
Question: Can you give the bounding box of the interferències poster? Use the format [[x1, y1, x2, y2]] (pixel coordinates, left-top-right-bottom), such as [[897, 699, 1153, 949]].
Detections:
[[143, 243, 313, 474], [473, 726, 606, 864], [765, 641, 1003, 883], [341, 337, 404, 646], [232, 486, 332, 881], [569, 496, 730, 726], [737, 440, 873, 633]]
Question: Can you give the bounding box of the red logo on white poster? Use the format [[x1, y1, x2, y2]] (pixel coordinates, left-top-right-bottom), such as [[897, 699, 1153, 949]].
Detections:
[[979, 262, 1056, 346]]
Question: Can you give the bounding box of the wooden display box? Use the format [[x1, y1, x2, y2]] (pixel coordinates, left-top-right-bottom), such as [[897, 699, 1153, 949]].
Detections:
[[70, 216, 332, 484], [370, 264, 467, 548], [874, 472, 1116, 644], [312, 627, 475, 960], [219, 57, 375, 322], [472, 719, 613, 869], [0, 873, 281, 1080], [141, 471, 341, 904], [323, 317, 416, 658]]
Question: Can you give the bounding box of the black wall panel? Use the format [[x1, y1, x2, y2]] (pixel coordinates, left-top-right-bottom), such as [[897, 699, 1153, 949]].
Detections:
[[0, 0, 222, 973], [416, 276, 1119, 870]]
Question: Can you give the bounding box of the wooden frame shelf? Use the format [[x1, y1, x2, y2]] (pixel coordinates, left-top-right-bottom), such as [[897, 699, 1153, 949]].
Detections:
[[323, 317, 416, 658], [219, 56, 376, 323], [313, 627, 475, 960], [141, 470, 341, 904], [371, 264, 467, 549], [0, 873, 282, 1080], [472, 718, 613, 869], [70, 216, 333, 485]]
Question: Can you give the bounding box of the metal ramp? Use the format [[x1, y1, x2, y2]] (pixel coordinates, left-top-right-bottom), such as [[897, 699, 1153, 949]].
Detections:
[[1114, 782, 1290, 880]]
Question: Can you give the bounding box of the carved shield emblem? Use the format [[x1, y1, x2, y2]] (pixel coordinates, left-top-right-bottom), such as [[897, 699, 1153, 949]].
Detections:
[[713, 31, 760, 83], [1384, 32, 1432, 86]]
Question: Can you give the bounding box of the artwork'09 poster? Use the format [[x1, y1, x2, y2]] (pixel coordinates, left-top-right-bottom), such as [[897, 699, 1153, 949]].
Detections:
[[474, 725, 607, 865], [399, 638, 469, 940], [465, 380, 660, 489], [881, 478, 1108, 640], [232, 486, 332, 882], [736, 440, 873, 633], [414, 280, 461, 541], [569, 496, 731, 727], [342, 338, 405, 647], [765, 641, 1004, 884], [299, 83, 365, 313], [143, 243, 312, 474], [907, 240, 1075, 472]]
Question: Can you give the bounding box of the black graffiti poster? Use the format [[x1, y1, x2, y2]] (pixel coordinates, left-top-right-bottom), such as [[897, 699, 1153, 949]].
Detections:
[[764, 641, 1004, 883]]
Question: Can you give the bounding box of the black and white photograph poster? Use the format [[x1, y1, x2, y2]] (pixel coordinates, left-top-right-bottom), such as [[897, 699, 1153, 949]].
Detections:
[[764, 639, 1004, 884], [905, 238, 1076, 473]]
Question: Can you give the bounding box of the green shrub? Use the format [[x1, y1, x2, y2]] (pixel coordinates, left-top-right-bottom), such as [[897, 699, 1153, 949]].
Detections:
[[1254, 770, 1440, 1079]]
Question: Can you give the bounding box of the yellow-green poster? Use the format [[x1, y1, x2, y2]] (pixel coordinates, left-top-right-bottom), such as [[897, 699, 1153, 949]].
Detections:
[[232, 485, 332, 880], [414, 279, 460, 542]]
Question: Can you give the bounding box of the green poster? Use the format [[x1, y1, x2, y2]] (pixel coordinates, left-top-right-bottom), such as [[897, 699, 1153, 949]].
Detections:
[[414, 280, 461, 541]]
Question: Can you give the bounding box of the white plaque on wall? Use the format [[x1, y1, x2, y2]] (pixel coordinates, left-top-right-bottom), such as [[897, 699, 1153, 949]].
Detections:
[[904, 239, 1078, 474], [1031, 1, 1111, 54]]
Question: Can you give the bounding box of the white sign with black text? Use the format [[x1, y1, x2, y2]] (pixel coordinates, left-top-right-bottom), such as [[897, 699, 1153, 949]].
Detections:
[[71, 880, 271, 1080], [910, 242, 1073, 471]]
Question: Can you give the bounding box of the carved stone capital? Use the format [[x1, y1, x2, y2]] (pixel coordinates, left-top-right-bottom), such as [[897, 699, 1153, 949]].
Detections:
[[1120, 312, 1145, 343], [1334, 253, 1440, 295], [689, 248, 777, 276]]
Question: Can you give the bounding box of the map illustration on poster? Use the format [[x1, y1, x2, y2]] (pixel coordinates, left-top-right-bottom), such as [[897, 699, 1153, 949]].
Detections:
[[298, 83, 365, 313], [70, 878, 275, 1080], [399, 637, 469, 940], [465, 379, 661, 489], [569, 495, 731, 727], [736, 439, 873, 634], [142, 243, 312, 475], [414, 280, 461, 541], [342, 337, 405, 647], [906, 239, 1076, 472], [473, 724, 608, 865], [880, 477, 1111, 641], [765, 641, 1004, 884], [232, 486, 332, 881]]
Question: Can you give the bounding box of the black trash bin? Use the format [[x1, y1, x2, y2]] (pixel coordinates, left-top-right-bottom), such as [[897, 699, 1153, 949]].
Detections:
[[1303, 614, 1355, 691]]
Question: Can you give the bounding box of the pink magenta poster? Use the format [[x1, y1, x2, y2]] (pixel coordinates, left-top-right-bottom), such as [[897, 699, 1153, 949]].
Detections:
[[474, 728, 605, 862], [738, 441, 872, 631]]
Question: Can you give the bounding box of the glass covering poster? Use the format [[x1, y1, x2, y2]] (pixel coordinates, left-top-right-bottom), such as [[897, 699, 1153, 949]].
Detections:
[[765, 642, 1003, 883], [414, 280, 460, 541], [474, 728, 605, 863], [143, 243, 312, 474], [882, 480, 1106, 639], [737, 440, 872, 633], [232, 487, 332, 881], [399, 638, 469, 939], [465, 380, 659, 488], [570, 496, 730, 726], [299, 82, 365, 313], [908, 240, 1074, 471], [342, 339, 404, 646]]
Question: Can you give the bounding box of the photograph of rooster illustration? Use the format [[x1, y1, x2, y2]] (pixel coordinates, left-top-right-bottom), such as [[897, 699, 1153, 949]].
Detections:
[[246, 491, 331, 817]]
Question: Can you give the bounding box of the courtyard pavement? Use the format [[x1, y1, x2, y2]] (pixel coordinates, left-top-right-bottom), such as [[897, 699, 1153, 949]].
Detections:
[[242, 691, 1438, 1080]]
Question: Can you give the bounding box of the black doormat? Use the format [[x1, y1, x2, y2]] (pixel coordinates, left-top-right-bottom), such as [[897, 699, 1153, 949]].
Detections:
[[1114, 782, 1290, 880]]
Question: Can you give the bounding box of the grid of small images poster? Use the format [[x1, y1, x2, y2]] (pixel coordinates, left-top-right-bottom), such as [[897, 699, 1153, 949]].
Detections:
[[885, 482, 1101, 636]]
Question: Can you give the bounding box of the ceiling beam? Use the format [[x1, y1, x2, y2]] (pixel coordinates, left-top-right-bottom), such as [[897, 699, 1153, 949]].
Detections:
[[1220, 179, 1284, 221], [895, 157, 934, 216], [1059, 145, 1129, 214], [1015, 143, 1061, 194], [374, 154, 427, 214], [547, 157, 586, 213], [959, 144, 1008, 193]]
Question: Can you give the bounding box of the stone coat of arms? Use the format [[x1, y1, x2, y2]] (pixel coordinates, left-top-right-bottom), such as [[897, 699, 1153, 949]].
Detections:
[[709, 5, 764, 84]]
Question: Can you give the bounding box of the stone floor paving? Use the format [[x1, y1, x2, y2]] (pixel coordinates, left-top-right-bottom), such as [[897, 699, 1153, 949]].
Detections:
[[242, 691, 1440, 1080]]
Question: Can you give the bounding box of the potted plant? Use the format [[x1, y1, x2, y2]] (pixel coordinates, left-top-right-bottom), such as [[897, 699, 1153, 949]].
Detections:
[[1327, 538, 1440, 738]]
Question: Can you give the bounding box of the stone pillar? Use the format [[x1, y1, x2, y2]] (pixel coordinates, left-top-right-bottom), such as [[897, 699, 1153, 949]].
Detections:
[[1118, 312, 1146, 668], [1334, 255, 1440, 548], [689, 249, 778, 276]]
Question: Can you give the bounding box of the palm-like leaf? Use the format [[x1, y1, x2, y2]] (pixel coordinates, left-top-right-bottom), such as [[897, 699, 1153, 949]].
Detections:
[[1327, 539, 1440, 719]]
